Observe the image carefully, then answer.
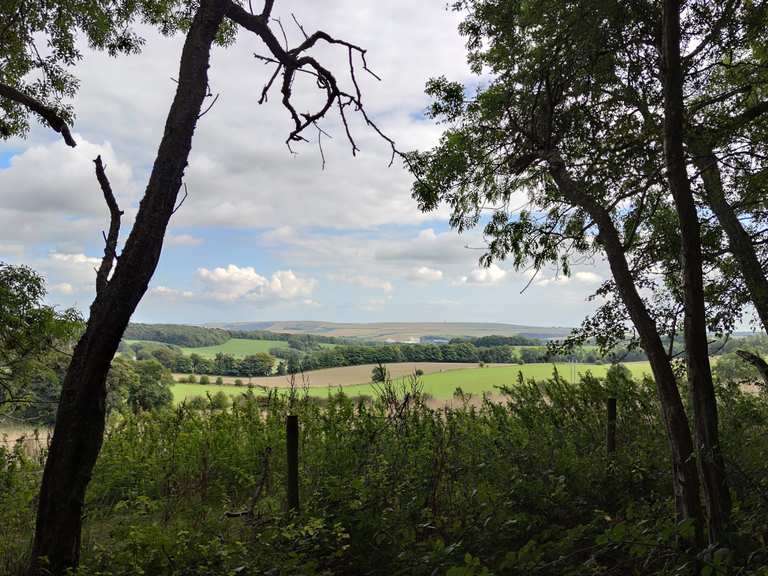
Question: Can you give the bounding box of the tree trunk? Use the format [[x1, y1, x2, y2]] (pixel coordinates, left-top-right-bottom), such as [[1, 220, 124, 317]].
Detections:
[[547, 153, 704, 544], [26, 2, 227, 574], [688, 138, 768, 335], [661, 0, 731, 544], [734, 350, 768, 389]]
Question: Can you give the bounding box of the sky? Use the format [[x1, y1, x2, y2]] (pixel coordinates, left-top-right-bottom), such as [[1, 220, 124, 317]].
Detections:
[[0, 0, 610, 327]]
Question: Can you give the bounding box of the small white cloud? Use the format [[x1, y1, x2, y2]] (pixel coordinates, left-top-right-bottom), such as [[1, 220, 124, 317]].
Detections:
[[149, 286, 194, 299], [166, 234, 204, 247], [573, 271, 602, 283], [196, 265, 316, 304], [50, 282, 75, 295], [329, 272, 394, 292], [534, 270, 603, 287], [0, 243, 24, 257], [358, 296, 391, 311], [460, 263, 507, 285], [50, 252, 101, 265], [406, 266, 443, 283]]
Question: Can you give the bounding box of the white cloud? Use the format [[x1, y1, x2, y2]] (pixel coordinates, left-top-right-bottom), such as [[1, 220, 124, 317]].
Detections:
[[50, 282, 75, 295], [49, 253, 101, 266], [0, 137, 139, 245], [149, 285, 194, 299], [166, 234, 204, 246], [534, 270, 603, 287], [358, 296, 392, 311], [329, 272, 394, 292], [0, 243, 24, 257], [406, 266, 444, 283], [196, 265, 316, 304], [460, 263, 507, 285]]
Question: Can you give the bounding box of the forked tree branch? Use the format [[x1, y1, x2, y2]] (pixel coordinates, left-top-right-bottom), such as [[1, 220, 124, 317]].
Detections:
[[0, 82, 76, 147], [224, 0, 400, 164], [93, 155, 123, 295]]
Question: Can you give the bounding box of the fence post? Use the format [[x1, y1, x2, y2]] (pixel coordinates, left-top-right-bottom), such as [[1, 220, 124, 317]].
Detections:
[[606, 397, 617, 458], [286, 414, 299, 511]]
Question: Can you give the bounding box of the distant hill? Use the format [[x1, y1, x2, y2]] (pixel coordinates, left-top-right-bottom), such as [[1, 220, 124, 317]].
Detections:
[[204, 321, 574, 342]]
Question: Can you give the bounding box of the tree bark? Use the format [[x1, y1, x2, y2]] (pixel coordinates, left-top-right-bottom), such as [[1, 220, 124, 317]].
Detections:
[[734, 350, 768, 389], [547, 152, 704, 544], [661, 0, 731, 544], [688, 138, 768, 335], [26, 1, 227, 574]]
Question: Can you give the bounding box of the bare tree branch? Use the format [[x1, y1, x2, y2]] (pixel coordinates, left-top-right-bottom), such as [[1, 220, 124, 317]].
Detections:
[[0, 82, 76, 147], [224, 0, 397, 162], [93, 155, 123, 295]]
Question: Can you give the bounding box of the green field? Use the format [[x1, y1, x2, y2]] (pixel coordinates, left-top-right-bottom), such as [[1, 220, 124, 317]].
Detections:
[[171, 361, 652, 403], [178, 338, 289, 358]]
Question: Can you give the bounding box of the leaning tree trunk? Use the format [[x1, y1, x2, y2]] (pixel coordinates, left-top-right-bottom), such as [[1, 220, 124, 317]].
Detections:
[[688, 138, 768, 335], [661, 0, 731, 544], [26, 1, 227, 573], [547, 153, 704, 544]]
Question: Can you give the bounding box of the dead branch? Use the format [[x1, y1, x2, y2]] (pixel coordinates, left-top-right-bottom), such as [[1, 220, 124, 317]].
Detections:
[[93, 155, 123, 295], [224, 0, 399, 164], [0, 82, 76, 147]]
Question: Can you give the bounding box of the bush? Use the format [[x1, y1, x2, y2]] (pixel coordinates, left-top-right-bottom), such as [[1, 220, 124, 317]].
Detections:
[[4, 372, 768, 575], [234, 379, 244, 387], [187, 374, 197, 384], [199, 375, 210, 385], [215, 376, 224, 386]]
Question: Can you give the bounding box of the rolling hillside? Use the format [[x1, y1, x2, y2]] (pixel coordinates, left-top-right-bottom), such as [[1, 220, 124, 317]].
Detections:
[[205, 320, 574, 342]]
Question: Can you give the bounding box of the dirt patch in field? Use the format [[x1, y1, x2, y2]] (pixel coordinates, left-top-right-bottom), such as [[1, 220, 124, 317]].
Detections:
[[173, 362, 508, 389]]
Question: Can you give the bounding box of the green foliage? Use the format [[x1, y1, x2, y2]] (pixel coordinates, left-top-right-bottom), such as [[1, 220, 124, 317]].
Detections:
[[370, 364, 388, 383], [3, 373, 768, 574], [0, 262, 81, 423]]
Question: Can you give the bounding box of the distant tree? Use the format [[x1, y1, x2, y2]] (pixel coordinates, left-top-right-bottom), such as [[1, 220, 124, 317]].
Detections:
[[371, 364, 389, 384], [128, 360, 173, 413], [209, 391, 230, 410], [276, 361, 287, 376], [104, 357, 137, 415], [0, 263, 81, 420], [241, 353, 275, 377]]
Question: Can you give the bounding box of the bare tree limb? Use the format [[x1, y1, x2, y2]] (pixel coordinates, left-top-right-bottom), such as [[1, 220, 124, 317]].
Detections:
[[0, 82, 76, 147], [224, 0, 397, 162], [93, 155, 123, 295]]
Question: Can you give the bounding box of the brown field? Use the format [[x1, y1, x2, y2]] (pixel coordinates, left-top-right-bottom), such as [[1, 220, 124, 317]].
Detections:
[[173, 361, 503, 388]]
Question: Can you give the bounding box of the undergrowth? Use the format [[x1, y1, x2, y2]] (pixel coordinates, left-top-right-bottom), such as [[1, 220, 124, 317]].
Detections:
[[2, 371, 768, 575]]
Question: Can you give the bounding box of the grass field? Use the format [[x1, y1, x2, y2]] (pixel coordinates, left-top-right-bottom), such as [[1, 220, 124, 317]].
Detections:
[[178, 338, 289, 358], [171, 361, 652, 403]]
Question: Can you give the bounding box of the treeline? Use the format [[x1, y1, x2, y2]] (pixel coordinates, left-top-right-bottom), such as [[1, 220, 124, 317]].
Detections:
[[124, 323, 231, 347], [120, 341, 277, 377], [448, 334, 544, 347], [124, 323, 344, 350], [273, 342, 648, 373]]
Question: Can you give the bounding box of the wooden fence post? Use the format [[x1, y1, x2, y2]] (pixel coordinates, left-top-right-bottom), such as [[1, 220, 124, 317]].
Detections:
[[286, 414, 299, 511], [606, 397, 617, 458]]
